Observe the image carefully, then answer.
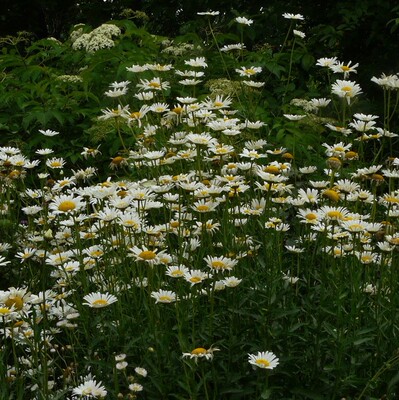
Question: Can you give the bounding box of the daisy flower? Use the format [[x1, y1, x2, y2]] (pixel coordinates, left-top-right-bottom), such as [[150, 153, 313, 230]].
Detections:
[[201, 95, 232, 109], [371, 73, 399, 89], [243, 119, 266, 129], [316, 57, 338, 67], [129, 383, 144, 392], [81, 146, 101, 159], [330, 60, 359, 78], [293, 29, 306, 38], [45, 157, 65, 169], [135, 367, 148, 377], [235, 16, 253, 25], [35, 148, 54, 155], [186, 132, 218, 146], [204, 256, 238, 272], [83, 292, 118, 308], [243, 80, 265, 88], [223, 276, 242, 287], [248, 351, 279, 369], [192, 199, 220, 213], [179, 79, 202, 86], [184, 270, 209, 286], [126, 64, 148, 72], [197, 11, 220, 16], [235, 66, 262, 77], [15, 248, 37, 262], [49, 194, 85, 214], [135, 91, 154, 101], [39, 129, 60, 136], [331, 79, 362, 104], [145, 63, 173, 71], [284, 114, 306, 121], [0, 255, 10, 267], [104, 87, 128, 97], [182, 346, 220, 362], [166, 265, 189, 278], [109, 80, 130, 89], [72, 377, 107, 398], [319, 206, 350, 221], [98, 104, 130, 120], [221, 43, 246, 52], [184, 57, 208, 68], [136, 77, 170, 91], [151, 289, 177, 304], [129, 245, 161, 265], [282, 13, 304, 20]]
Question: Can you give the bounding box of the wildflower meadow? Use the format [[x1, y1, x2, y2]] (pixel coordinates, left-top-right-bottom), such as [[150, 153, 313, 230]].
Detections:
[[1, 9, 399, 400]]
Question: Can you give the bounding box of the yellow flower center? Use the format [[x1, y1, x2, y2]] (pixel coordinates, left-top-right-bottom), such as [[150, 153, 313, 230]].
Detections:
[[385, 196, 399, 203], [138, 250, 157, 260], [171, 270, 184, 276], [282, 152, 294, 160], [190, 277, 202, 283], [361, 255, 372, 263], [244, 68, 255, 75], [371, 174, 384, 181], [305, 213, 317, 220], [327, 210, 343, 219], [111, 156, 125, 165], [84, 232, 96, 239], [214, 101, 224, 107], [130, 111, 142, 119], [5, 296, 24, 310], [323, 189, 340, 202], [159, 295, 173, 302], [170, 221, 180, 228], [211, 261, 226, 269], [148, 81, 161, 88], [172, 107, 184, 114], [341, 66, 351, 71], [341, 86, 352, 92], [345, 151, 358, 159], [54, 256, 68, 263], [117, 190, 128, 198], [389, 237, 399, 245], [191, 347, 207, 355], [196, 205, 210, 212], [0, 307, 11, 315], [264, 165, 280, 174], [327, 157, 342, 169], [255, 358, 270, 367], [348, 223, 364, 231], [58, 200, 76, 212], [92, 299, 108, 306], [40, 303, 51, 312], [100, 181, 112, 187]]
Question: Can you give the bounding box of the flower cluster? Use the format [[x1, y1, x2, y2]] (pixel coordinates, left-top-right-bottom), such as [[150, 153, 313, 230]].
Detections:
[[71, 23, 121, 53]]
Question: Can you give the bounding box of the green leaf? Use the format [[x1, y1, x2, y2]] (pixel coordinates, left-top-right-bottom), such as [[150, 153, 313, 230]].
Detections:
[[301, 53, 315, 71]]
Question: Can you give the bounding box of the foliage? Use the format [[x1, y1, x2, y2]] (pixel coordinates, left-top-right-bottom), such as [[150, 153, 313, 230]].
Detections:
[[0, 20, 162, 165], [0, 8, 399, 400]]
